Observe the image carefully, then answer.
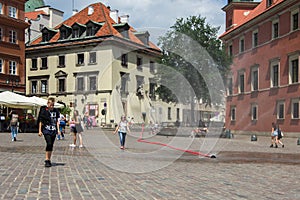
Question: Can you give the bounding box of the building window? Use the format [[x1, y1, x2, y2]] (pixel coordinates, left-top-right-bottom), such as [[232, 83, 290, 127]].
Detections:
[[272, 20, 279, 39], [239, 37, 245, 53], [120, 73, 129, 96], [86, 26, 93, 36], [60, 30, 67, 40], [77, 53, 84, 65], [251, 104, 258, 121], [230, 106, 236, 121], [42, 32, 50, 42], [31, 58, 37, 70], [229, 44, 233, 57], [41, 80, 48, 93], [238, 71, 245, 93], [291, 10, 299, 31], [0, 59, 2, 73], [150, 61, 155, 73], [267, 0, 273, 7], [136, 76, 144, 89], [86, 25, 98, 36], [289, 56, 299, 84], [137, 57, 143, 71], [77, 77, 84, 91], [9, 30, 17, 44], [252, 30, 258, 48], [168, 107, 171, 120], [58, 56, 65, 67], [121, 54, 128, 67], [291, 99, 299, 119], [58, 78, 65, 92], [8, 6, 17, 18], [31, 81, 37, 94], [271, 64, 279, 87], [89, 52, 96, 64], [277, 101, 285, 119], [227, 77, 233, 95], [89, 76, 97, 91], [72, 28, 80, 38], [0, 3, 2, 14], [149, 82, 156, 100], [9, 61, 17, 75], [41, 57, 48, 69], [251, 67, 258, 91], [0, 28, 2, 41]]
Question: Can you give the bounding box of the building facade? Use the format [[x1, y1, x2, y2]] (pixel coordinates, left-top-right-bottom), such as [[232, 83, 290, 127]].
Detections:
[[0, 0, 29, 94], [25, 5, 64, 44], [220, 0, 300, 135], [26, 2, 163, 125]]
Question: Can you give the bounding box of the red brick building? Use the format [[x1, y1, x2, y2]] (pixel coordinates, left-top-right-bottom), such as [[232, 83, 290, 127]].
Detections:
[[0, 0, 28, 93], [220, 0, 300, 135]]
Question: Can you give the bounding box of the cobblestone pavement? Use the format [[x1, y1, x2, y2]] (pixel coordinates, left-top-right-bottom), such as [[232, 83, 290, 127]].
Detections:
[[0, 128, 299, 200]]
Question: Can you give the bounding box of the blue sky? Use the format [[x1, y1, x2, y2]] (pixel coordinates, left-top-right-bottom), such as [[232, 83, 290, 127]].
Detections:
[[45, 0, 228, 34]]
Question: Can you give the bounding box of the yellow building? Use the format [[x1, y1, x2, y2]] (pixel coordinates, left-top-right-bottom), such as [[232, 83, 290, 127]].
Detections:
[[26, 2, 162, 125]]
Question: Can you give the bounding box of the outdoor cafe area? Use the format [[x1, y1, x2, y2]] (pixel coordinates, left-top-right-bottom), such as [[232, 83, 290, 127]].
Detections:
[[0, 91, 64, 133]]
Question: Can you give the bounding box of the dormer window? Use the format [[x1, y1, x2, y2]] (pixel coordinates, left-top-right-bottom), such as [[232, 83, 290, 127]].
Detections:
[[71, 23, 86, 39], [42, 32, 50, 42], [85, 21, 102, 37], [113, 23, 130, 39], [59, 24, 72, 40], [86, 26, 97, 36], [72, 28, 80, 38], [41, 27, 58, 42], [135, 31, 150, 46]]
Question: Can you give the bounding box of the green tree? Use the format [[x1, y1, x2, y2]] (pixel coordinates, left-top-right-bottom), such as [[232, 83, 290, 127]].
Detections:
[[155, 15, 231, 123], [60, 106, 71, 116]]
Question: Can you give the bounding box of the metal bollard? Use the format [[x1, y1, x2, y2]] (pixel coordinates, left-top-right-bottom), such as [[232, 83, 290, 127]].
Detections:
[[251, 134, 257, 141]]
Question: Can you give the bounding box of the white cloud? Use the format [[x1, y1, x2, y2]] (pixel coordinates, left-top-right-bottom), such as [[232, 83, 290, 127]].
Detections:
[[44, 0, 227, 44]]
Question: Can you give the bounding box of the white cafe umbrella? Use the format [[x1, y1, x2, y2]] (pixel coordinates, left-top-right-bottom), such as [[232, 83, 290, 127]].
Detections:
[[29, 96, 64, 108], [0, 91, 38, 108]]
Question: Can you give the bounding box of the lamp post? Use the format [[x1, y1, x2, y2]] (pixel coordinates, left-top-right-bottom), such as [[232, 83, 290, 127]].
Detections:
[[6, 78, 19, 92]]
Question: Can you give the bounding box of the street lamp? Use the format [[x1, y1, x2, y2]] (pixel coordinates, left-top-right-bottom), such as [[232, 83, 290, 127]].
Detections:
[[6, 78, 19, 92]]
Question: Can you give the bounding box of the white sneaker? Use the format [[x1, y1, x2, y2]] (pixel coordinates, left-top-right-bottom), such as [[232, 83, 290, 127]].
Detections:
[[69, 144, 76, 147], [79, 145, 83, 148]]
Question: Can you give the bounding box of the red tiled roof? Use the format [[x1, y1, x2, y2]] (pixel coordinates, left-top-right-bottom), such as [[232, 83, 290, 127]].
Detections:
[[220, 0, 285, 38], [25, 10, 47, 20], [29, 2, 160, 51]]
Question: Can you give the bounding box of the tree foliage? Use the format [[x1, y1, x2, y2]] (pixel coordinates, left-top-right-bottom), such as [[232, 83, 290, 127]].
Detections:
[[156, 15, 231, 106]]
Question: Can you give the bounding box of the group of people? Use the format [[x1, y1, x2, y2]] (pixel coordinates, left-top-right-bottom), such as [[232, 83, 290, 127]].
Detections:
[[9, 97, 288, 168], [270, 122, 284, 148]]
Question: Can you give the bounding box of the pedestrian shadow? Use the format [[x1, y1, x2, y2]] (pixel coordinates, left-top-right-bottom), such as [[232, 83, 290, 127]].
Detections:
[[51, 162, 66, 167]]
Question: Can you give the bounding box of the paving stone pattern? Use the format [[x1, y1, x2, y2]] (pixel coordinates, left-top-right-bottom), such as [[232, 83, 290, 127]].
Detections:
[[0, 128, 299, 200]]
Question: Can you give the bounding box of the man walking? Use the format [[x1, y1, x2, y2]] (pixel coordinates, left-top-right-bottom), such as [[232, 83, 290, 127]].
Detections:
[[38, 97, 60, 167]]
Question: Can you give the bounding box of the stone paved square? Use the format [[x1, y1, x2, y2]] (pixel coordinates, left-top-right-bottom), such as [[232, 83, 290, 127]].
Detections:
[[0, 128, 299, 200]]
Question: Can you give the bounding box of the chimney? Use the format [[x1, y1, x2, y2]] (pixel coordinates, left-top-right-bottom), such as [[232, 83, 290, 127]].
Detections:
[[120, 15, 129, 24], [72, 9, 78, 16], [110, 9, 119, 23]]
